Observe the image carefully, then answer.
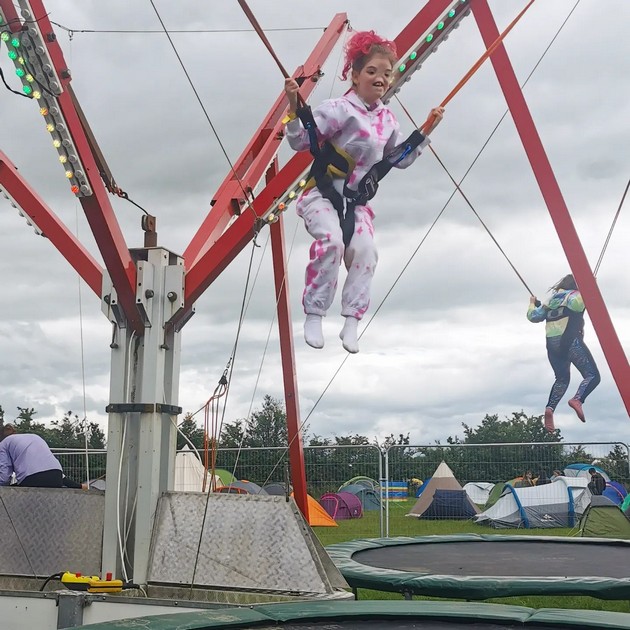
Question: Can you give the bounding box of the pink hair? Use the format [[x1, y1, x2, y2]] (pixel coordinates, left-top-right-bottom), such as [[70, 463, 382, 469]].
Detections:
[[341, 30, 398, 81]]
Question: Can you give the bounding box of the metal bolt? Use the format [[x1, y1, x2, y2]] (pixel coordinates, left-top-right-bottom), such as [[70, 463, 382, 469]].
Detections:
[[167, 291, 177, 302], [104, 294, 111, 304], [145, 289, 154, 299]]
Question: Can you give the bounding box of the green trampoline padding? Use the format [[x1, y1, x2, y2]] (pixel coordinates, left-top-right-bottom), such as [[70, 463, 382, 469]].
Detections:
[[326, 534, 630, 600], [76, 600, 630, 629]]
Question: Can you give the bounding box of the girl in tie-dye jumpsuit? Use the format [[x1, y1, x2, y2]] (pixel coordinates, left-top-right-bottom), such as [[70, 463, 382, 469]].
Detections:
[[284, 30, 444, 353], [527, 274, 600, 432]]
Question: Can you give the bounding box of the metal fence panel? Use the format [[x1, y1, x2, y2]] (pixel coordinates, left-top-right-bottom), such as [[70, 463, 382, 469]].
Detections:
[[384, 442, 630, 537]]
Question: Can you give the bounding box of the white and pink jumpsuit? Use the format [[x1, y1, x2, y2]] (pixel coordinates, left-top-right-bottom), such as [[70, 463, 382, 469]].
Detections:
[[285, 90, 430, 320]]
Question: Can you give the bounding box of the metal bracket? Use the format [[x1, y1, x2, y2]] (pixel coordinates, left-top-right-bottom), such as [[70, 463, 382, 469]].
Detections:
[[105, 403, 182, 415]]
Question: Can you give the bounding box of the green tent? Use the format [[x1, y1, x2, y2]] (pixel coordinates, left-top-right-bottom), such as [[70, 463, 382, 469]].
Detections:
[[484, 477, 522, 509], [214, 468, 237, 486], [580, 496, 630, 538], [621, 493, 630, 514]]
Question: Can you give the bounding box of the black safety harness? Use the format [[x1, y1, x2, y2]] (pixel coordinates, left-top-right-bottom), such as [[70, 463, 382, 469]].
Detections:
[[296, 104, 426, 247], [545, 294, 585, 351]]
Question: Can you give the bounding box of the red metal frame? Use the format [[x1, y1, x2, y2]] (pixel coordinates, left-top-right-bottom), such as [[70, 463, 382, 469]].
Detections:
[[184, 13, 348, 267], [3, 0, 629, 525], [0, 0, 142, 332], [472, 0, 630, 415], [0, 152, 103, 296], [266, 160, 309, 520]]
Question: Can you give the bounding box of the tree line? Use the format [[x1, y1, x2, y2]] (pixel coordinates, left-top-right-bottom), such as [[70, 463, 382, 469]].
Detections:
[[2, 397, 627, 492]]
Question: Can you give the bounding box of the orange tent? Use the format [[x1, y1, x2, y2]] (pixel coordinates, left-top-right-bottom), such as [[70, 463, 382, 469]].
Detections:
[[291, 492, 337, 527]]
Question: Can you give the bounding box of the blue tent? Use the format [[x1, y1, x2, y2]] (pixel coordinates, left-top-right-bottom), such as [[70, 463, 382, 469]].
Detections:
[[342, 483, 381, 511], [417, 489, 478, 520], [603, 481, 628, 506], [564, 463, 610, 481]]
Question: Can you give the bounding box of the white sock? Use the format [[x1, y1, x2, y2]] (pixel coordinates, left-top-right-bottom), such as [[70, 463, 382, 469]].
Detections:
[[304, 314, 324, 349], [339, 316, 359, 354]]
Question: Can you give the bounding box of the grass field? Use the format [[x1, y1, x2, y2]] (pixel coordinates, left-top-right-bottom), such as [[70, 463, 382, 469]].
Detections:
[[314, 499, 630, 613]]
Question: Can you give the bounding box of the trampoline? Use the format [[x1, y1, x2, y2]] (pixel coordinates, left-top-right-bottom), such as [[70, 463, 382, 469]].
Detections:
[[75, 601, 630, 629], [326, 535, 630, 600]]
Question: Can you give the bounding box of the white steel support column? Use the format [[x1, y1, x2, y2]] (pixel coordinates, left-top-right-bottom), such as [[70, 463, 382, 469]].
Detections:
[[101, 248, 185, 584]]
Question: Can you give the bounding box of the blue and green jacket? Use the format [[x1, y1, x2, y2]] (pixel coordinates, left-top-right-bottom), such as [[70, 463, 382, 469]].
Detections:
[[527, 289, 585, 342]]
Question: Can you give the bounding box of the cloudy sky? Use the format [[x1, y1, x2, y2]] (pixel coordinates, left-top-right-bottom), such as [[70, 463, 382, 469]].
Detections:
[[0, 0, 629, 449]]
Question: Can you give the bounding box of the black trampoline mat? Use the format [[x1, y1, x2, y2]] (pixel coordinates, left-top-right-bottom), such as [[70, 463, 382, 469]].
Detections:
[[353, 540, 630, 578], [250, 623, 590, 629]]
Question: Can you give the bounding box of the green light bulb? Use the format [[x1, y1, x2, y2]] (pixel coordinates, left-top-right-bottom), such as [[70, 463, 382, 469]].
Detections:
[[448, 9, 456, 17], [437, 21, 445, 30], [15, 68, 25, 77], [398, 63, 406, 73], [10, 37, 19, 47], [410, 51, 417, 60], [426, 33, 433, 43], [8, 50, 17, 60], [0, 32, 9, 42], [22, 84, 32, 95]]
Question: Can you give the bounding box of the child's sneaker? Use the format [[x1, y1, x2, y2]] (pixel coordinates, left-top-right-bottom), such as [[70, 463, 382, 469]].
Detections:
[[568, 398, 586, 423]]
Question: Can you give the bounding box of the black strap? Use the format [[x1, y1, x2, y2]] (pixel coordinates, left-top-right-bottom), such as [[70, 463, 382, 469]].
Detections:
[[345, 129, 425, 206]]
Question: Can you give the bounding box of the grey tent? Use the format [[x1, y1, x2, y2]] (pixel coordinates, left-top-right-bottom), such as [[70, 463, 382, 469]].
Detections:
[[580, 495, 630, 538], [342, 483, 381, 511], [216, 480, 267, 495], [263, 482, 292, 496]]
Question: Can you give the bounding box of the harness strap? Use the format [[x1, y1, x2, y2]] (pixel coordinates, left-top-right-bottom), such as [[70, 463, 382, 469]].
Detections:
[[344, 129, 425, 207], [295, 110, 425, 248]]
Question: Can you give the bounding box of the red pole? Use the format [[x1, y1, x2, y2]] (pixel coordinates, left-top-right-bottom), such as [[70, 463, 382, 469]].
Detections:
[[472, 0, 630, 417], [3, 0, 142, 333], [267, 161, 309, 521], [184, 13, 348, 267]]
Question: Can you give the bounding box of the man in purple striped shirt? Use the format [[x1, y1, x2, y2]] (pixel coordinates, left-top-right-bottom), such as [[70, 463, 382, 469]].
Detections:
[[0, 424, 63, 487]]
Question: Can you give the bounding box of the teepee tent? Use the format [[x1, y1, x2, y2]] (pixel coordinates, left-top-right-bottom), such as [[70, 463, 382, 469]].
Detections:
[[408, 462, 479, 518], [580, 496, 630, 538], [475, 476, 590, 528], [174, 445, 221, 492]]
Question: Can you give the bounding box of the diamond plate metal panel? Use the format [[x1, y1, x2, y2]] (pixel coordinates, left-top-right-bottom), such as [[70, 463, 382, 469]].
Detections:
[[148, 493, 334, 593], [0, 487, 104, 576]]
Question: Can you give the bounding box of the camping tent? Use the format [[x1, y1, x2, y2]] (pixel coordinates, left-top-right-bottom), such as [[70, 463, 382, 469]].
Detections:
[[216, 480, 268, 495], [338, 476, 379, 492], [564, 463, 610, 482], [174, 445, 221, 492], [214, 468, 237, 486], [263, 482, 292, 496], [319, 491, 363, 520], [289, 493, 337, 527], [622, 493, 630, 515], [475, 476, 590, 528], [408, 462, 479, 519], [580, 495, 630, 538], [603, 481, 627, 505], [464, 482, 495, 505], [485, 477, 523, 508], [418, 489, 479, 519], [342, 483, 381, 511]]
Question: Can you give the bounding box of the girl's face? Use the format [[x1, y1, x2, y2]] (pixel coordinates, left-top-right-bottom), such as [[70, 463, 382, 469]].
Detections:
[[351, 53, 393, 105]]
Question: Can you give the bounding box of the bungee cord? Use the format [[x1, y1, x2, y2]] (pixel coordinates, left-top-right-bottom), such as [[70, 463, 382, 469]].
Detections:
[[593, 176, 629, 278]]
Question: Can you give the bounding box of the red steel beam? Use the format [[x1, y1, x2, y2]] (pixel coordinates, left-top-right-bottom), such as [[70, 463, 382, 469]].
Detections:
[[4, 0, 143, 332], [185, 1, 455, 303], [472, 0, 630, 416], [395, 0, 456, 56], [0, 151, 103, 296], [184, 12, 348, 267], [184, 152, 311, 308], [267, 161, 309, 521]]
